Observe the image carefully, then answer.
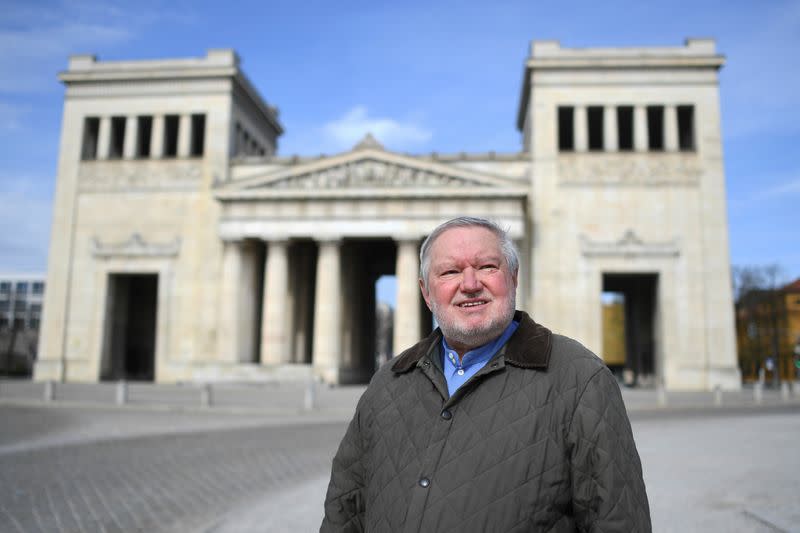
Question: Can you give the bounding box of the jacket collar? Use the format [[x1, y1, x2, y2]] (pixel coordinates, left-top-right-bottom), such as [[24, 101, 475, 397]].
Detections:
[[391, 310, 552, 374]]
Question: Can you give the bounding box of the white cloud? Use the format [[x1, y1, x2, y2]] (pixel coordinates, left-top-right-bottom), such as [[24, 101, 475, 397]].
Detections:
[[759, 176, 800, 198], [0, 0, 193, 93], [321, 106, 432, 152]]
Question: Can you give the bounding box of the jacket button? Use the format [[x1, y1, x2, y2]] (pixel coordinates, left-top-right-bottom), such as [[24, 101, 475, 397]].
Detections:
[[440, 410, 452, 420], [419, 478, 430, 488]]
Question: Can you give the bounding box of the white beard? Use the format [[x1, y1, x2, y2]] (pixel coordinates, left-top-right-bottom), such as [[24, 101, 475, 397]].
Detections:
[[431, 291, 516, 351]]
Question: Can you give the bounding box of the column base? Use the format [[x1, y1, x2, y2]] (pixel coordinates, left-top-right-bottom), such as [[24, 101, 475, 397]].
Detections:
[[666, 365, 742, 391], [707, 366, 742, 391], [313, 365, 340, 385], [33, 359, 64, 382]]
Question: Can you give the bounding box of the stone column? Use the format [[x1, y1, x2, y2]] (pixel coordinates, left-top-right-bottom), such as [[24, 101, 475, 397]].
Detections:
[[634, 105, 648, 151], [514, 238, 527, 311], [312, 239, 342, 383], [394, 239, 421, 354], [178, 114, 192, 158], [97, 116, 111, 160], [123, 116, 138, 159], [574, 106, 588, 152], [664, 105, 679, 152], [150, 115, 165, 159], [217, 239, 243, 363], [261, 240, 290, 365], [603, 106, 618, 152]]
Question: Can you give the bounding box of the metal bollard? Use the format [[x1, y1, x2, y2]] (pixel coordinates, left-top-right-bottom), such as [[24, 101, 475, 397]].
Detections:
[[713, 385, 723, 407], [780, 381, 790, 402], [304, 375, 316, 411], [656, 384, 667, 407], [753, 382, 763, 405], [116, 380, 127, 405], [44, 380, 55, 402], [200, 383, 213, 407]]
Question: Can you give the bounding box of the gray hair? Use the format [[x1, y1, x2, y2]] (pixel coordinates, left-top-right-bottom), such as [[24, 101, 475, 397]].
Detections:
[[419, 216, 519, 288]]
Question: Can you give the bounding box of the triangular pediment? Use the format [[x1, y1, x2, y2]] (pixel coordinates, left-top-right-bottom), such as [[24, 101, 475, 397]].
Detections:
[[217, 148, 526, 199]]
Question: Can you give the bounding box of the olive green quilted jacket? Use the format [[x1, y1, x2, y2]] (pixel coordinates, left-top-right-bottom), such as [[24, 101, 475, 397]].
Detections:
[[321, 311, 651, 532]]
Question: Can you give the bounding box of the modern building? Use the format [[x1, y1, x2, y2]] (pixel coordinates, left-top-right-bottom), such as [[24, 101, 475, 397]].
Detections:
[[1, 274, 45, 375], [35, 39, 741, 390], [0, 275, 45, 330]]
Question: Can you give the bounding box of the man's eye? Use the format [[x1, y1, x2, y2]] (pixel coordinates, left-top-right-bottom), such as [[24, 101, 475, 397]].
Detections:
[[480, 264, 498, 270], [441, 270, 458, 276]]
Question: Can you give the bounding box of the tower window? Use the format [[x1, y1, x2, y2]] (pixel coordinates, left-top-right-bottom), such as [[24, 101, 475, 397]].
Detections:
[[558, 106, 574, 152], [190, 114, 206, 157], [136, 116, 152, 158], [647, 106, 664, 151], [677, 105, 695, 151], [587, 106, 604, 151], [163, 115, 179, 157], [617, 106, 634, 151], [81, 117, 100, 160], [109, 116, 126, 159]]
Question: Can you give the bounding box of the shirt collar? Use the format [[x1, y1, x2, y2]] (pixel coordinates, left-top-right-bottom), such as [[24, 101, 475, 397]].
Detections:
[[441, 319, 520, 370], [391, 311, 553, 374]]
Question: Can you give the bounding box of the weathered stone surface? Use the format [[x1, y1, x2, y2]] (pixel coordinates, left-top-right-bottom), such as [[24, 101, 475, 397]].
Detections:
[[36, 40, 740, 390]]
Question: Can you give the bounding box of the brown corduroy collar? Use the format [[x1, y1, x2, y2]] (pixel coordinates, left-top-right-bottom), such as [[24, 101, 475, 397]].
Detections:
[[391, 310, 552, 373]]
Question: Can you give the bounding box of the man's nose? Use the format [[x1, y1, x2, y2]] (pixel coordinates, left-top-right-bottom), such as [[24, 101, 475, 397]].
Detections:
[[461, 268, 481, 292]]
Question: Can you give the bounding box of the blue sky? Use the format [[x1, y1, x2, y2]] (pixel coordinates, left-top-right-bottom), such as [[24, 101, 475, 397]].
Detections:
[[1, 0, 798, 295]]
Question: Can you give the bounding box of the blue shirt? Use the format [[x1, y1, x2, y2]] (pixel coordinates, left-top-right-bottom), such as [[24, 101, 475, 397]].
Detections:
[[441, 320, 520, 397]]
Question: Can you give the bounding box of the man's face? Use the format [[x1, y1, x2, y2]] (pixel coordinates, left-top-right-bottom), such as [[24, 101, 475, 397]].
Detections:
[[420, 226, 518, 354]]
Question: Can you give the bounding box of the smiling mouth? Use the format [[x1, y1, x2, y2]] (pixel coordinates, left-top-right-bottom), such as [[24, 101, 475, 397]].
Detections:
[[458, 300, 488, 308]]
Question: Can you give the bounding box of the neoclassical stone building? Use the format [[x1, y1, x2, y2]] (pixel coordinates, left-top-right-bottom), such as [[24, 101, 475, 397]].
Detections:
[[35, 39, 741, 390]]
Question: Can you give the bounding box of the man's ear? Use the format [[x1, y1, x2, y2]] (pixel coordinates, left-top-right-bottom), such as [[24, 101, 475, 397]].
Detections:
[[419, 278, 433, 311]]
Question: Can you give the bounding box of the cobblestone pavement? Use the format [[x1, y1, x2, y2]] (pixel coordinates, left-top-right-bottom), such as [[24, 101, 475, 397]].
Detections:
[[0, 406, 346, 532], [2, 404, 799, 532]]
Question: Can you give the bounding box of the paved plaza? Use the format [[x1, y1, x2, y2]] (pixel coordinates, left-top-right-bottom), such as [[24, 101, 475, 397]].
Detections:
[[0, 385, 798, 532]]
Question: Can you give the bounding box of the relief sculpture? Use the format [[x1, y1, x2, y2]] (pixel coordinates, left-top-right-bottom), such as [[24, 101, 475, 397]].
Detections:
[[269, 159, 487, 189]]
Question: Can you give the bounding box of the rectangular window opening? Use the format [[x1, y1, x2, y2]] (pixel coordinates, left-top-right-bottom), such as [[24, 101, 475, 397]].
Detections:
[[190, 114, 206, 157], [234, 123, 243, 156], [163, 115, 179, 158], [647, 106, 664, 151], [242, 130, 251, 156], [677, 105, 695, 151], [558, 106, 574, 152], [617, 106, 634, 151], [136, 116, 152, 158], [81, 117, 100, 160], [109, 116, 126, 159], [587, 106, 604, 151]]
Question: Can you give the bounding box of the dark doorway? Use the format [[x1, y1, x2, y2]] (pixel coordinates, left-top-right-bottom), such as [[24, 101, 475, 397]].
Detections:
[[101, 274, 158, 381], [602, 273, 658, 387], [340, 239, 396, 384]]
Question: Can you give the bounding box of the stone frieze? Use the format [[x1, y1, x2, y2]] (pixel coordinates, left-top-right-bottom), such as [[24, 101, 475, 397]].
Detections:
[[78, 160, 202, 191], [262, 159, 490, 189], [558, 154, 702, 186], [580, 229, 679, 258], [91, 233, 181, 258]]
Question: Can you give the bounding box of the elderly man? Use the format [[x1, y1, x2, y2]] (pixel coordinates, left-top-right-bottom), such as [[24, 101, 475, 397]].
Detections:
[[321, 217, 651, 532]]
